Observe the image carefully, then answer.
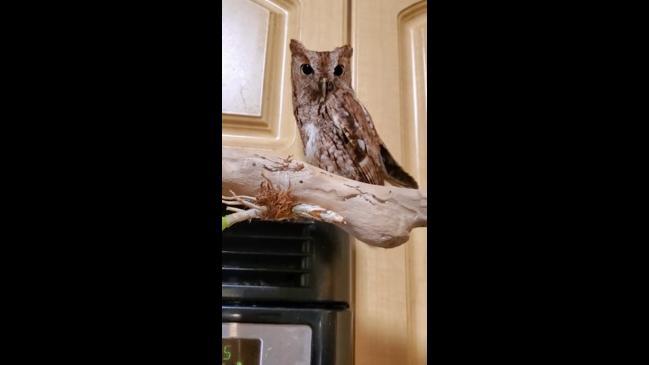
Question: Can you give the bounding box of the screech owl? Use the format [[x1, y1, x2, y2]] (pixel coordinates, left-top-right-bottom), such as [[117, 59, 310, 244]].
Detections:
[[289, 39, 418, 189]]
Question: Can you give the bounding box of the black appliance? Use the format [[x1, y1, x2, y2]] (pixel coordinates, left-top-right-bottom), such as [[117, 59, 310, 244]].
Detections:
[[222, 219, 353, 365]]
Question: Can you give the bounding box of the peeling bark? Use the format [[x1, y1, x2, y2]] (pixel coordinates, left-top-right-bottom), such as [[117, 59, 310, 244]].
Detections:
[[222, 147, 427, 248]]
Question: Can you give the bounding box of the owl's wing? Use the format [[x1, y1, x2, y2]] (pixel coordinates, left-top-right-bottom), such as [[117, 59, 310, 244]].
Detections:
[[338, 93, 419, 189], [328, 93, 386, 185]]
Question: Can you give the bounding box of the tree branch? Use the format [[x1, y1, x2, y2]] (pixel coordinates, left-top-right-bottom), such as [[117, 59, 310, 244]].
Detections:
[[222, 147, 427, 248]]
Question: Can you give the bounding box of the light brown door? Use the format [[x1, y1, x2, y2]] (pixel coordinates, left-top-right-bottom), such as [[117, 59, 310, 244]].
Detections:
[[222, 1, 427, 364]]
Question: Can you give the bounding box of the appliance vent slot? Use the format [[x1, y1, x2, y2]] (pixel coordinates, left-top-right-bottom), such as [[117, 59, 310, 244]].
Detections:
[[222, 223, 313, 288]]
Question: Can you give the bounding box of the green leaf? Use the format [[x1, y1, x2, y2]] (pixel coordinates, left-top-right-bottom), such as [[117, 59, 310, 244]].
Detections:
[[222, 216, 229, 231]]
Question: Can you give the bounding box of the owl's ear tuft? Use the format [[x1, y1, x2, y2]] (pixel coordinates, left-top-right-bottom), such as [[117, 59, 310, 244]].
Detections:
[[339, 45, 353, 58], [290, 39, 306, 54]]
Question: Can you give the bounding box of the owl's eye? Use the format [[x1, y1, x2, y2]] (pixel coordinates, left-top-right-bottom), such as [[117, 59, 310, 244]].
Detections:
[[334, 65, 344, 76], [301, 64, 313, 75]]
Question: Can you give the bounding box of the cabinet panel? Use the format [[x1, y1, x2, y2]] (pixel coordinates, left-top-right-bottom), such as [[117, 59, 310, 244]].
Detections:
[[399, 5, 428, 365], [352, 1, 427, 365], [222, 0, 270, 116], [221, 0, 300, 152]]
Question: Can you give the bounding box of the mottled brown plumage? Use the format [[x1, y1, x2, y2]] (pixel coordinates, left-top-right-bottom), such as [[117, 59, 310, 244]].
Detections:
[[289, 39, 418, 189]]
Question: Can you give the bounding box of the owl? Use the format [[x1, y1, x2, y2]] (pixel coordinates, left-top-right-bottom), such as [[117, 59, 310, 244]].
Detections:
[[289, 39, 418, 189]]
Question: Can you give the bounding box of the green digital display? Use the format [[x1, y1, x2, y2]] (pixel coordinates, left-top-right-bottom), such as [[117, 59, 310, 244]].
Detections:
[[222, 338, 261, 365]]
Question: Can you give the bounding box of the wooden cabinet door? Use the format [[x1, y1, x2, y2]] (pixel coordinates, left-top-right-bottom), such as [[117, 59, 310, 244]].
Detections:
[[351, 3, 427, 365], [222, 1, 427, 364]]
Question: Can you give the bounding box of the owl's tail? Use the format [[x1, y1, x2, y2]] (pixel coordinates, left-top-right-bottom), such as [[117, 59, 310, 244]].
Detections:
[[380, 144, 419, 189]]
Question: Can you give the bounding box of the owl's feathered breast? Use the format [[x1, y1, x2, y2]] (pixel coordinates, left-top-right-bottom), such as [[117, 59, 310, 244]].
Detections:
[[295, 88, 385, 185]]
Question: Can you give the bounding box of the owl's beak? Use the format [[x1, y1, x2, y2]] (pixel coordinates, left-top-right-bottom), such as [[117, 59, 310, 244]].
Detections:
[[319, 78, 335, 102], [319, 77, 328, 102]]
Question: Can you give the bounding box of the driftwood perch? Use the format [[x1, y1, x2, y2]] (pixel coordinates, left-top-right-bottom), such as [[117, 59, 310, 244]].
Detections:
[[222, 147, 427, 248]]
